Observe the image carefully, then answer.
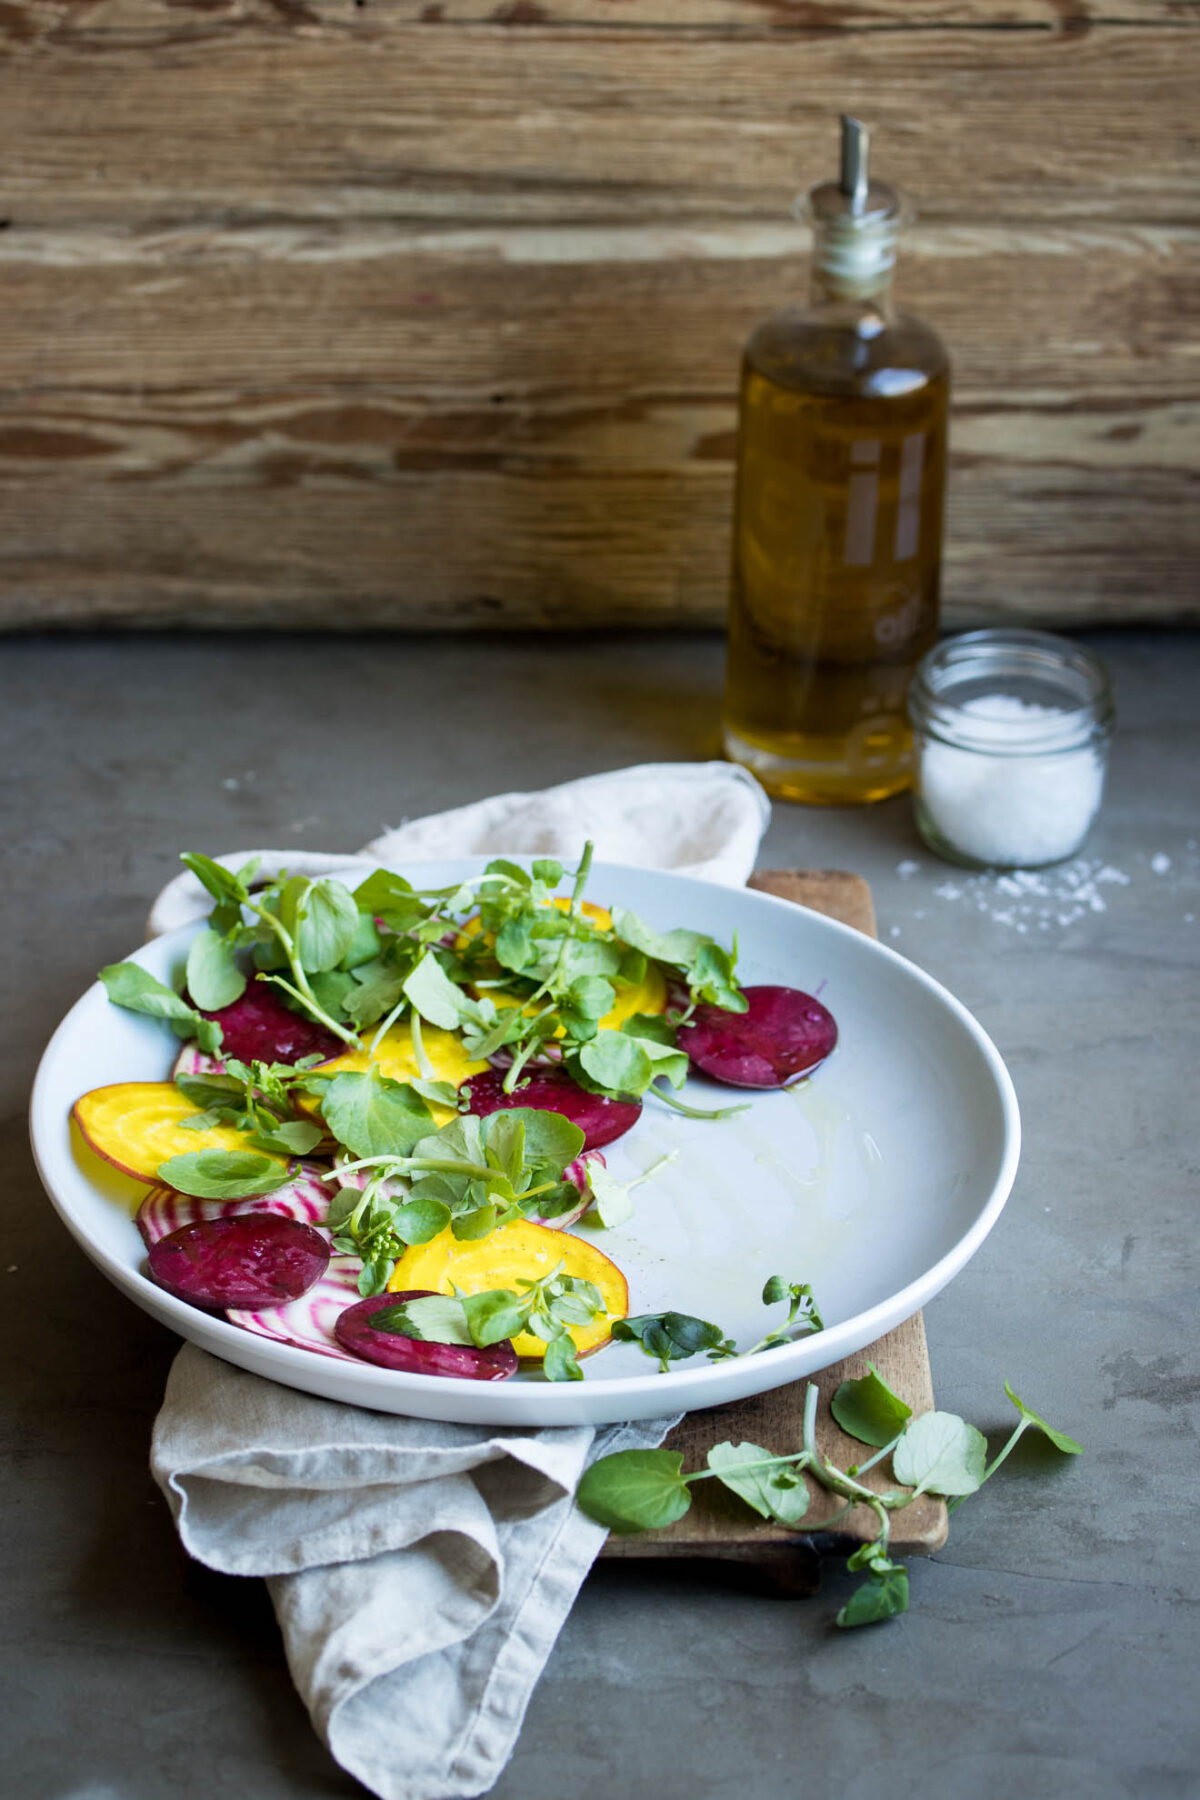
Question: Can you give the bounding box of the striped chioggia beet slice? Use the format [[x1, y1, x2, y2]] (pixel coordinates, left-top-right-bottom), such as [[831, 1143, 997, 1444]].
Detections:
[[198, 983, 343, 1066], [147, 1214, 331, 1311], [136, 1161, 336, 1248], [679, 985, 838, 1089], [334, 1290, 519, 1380], [461, 1067, 641, 1152], [172, 1041, 226, 1081], [227, 1257, 364, 1362]]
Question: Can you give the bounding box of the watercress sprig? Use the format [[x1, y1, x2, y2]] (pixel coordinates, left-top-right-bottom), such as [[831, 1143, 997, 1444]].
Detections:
[[576, 1369, 1082, 1628], [612, 1275, 823, 1373], [368, 1267, 608, 1383]]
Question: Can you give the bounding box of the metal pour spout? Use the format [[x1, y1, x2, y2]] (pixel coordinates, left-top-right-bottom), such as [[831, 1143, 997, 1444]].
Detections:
[[839, 114, 870, 216]]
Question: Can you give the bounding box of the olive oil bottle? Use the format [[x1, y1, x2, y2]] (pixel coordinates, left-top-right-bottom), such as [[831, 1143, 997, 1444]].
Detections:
[[722, 117, 949, 804]]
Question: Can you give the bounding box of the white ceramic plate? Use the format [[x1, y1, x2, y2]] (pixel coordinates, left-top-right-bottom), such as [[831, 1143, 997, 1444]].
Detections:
[[30, 858, 1019, 1427]]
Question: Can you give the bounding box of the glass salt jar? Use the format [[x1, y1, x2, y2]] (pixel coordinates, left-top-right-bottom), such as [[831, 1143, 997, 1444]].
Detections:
[[907, 629, 1115, 869]]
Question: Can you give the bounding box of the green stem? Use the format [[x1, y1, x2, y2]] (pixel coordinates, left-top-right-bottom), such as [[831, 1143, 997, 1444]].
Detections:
[[847, 1432, 906, 1479], [946, 1419, 1030, 1514], [501, 1005, 559, 1093], [249, 904, 359, 1047], [800, 1384, 912, 1514], [410, 1010, 435, 1080], [684, 1449, 812, 1487], [370, 993, 411, 1057], [522, 842, 595, 1012], [648, 1083, 750, 1122]]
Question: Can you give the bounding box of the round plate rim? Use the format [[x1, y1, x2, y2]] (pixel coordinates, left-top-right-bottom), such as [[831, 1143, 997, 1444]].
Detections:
[[29, 857, 1021, 1427]]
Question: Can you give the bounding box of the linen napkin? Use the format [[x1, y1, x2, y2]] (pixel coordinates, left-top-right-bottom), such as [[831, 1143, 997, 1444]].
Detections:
[[147, 760, 771, 937], [147, 761, 771, 1800]]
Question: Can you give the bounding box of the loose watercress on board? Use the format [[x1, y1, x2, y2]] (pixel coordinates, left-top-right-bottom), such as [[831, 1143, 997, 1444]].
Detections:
[[576, 1377, 1082, 1628]]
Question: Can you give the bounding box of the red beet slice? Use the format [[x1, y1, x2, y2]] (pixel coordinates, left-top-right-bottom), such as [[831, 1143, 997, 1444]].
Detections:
[[147, 1214, 330, 1311], [680, 985, 838, 1089], [334, 1290, 519, 1381], [461, 1067, 641, 1153], [137, 1162, 334, 1248], [198, 983, 342, 1066]]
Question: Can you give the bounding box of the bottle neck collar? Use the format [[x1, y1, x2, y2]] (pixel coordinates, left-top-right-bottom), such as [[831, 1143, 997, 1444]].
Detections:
[[801, 176, 906, 305]]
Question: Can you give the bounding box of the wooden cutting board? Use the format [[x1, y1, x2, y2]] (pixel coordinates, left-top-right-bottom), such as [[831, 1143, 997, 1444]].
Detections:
[[599, 870, 948, 1591]]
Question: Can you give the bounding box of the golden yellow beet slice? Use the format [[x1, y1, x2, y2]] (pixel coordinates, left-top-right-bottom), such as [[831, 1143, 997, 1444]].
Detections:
[[72, 1083, 286, 1183], [307, 1023, 487, 1125], [459, 900, 669, 1033], [390, 1218, 629, 1360]]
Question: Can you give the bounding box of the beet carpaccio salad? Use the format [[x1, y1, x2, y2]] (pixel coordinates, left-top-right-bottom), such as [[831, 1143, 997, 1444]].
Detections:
[[73, 848, 838, 1383]]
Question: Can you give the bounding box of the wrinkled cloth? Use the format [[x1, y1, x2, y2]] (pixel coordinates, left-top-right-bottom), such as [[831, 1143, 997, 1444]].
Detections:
[[147, 761, 770, 938], [147, 760, 772, 1800], [153, 1351, 671, 1800]]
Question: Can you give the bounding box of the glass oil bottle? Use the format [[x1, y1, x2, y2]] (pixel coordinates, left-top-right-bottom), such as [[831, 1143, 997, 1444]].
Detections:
[[722, 117, 949, 804]]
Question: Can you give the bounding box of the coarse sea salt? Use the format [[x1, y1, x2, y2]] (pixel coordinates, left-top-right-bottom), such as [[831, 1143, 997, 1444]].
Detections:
[[917, 694, 1106, 868]]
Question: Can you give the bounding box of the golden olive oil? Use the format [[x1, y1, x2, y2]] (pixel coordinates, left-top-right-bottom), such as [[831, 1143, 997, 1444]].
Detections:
[[722, 118, 949, 805]]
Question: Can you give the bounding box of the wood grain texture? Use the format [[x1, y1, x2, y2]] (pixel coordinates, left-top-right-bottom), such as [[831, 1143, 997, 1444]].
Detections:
[[601, 868, 948, 1572], [0, 0, 1196, 628]]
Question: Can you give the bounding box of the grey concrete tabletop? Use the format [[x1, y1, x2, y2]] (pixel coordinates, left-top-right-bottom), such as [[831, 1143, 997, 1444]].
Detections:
[[4, 630, 1197, 1800]]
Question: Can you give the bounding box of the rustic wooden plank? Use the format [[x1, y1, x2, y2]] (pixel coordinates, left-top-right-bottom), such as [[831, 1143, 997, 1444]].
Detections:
[[601, 870, 948, 1574], [7, 0, 1194, 45], [1, 25, 1194, 225], [0, 223, 1192, 395], [748, 870, 877, 938], [0, 444, 1194, 629], [601, 1318, 948, 1566]]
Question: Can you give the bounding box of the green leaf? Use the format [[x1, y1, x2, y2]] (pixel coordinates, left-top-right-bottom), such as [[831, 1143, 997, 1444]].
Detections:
[[295, 879, 360, 974], [461, 1288, 529, 1346], [543, 1334, 583, 1382], [620, 1011, 677, 1047], [180, 852, 248, 907], [892, 1411, 988, 1497], [577, 1031, 650, 1096], [393, 1198, 453, 1244], [836, 1566, 910, 1628], [403, 952, 478, 1032], [576, 1449, 693, 1534], [307, 969, 358, 1016], [568, 975, 616, 1019], [156, 1149, 291, 1199], [409, 1078, 462, 1110], [452, 1203, 499, 1241], [195, 1017, 226, 1056], [321, 1068, 433, 1159], [587, 1160, 636, 1230], [248, 1120, 325, 1157], [1004, 1383, 1084, 1455], [532, 858, 563, 885], [610, 909, 710, 970], [500, 1107, 585, 1175], [352, 868, 415, 913], [99, 962, 199, 1027], [485, 1112, 527, 1186], [371, 1294, 474, 1345], [613, 1310, 730, 1367], [832, 1365, 914, 1448], [358, 1256, 395, 1297], [577, 1030, 687, 1099], [185, 928, 247, 1012], [344, 960, 409, 1029], [706, 1441, 810, 1525], [495, 918, 534, 973], [341, 912, 383, 970]]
